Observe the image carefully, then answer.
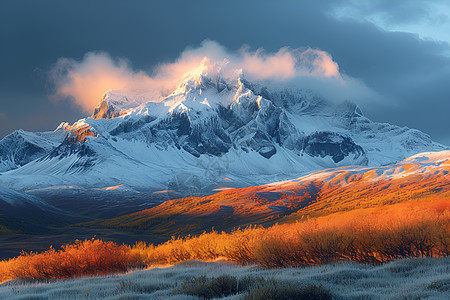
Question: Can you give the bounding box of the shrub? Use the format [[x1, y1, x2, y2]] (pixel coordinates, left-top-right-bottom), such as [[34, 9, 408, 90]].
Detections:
[[179, 275, 238, 299], [0, 199, 448, 283], [115, 279, 165, 295], [0, 239, 132, 282], [244, 282, 332, 300]]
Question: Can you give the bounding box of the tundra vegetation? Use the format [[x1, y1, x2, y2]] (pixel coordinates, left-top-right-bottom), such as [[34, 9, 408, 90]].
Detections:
[[0, 198, 448, 284]]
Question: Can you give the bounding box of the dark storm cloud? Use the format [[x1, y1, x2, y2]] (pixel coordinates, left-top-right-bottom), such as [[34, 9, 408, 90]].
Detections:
[[323, 0, 450, 144], [0, 0, 449, 144]]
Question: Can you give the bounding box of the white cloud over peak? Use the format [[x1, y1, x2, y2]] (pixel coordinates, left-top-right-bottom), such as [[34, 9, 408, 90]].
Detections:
[[50, 40, 376, 112]]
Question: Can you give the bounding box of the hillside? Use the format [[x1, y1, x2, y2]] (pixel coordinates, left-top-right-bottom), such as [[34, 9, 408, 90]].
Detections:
[[86, 151, 450, 237], [1, 151, 448, 284]]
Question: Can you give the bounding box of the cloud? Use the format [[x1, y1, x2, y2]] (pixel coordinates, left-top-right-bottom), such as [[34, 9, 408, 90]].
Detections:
[[50, 40, 376, 112], [166, 40, 342, 80], [49, 52, 158, 112], [331, 0, 450, 44], [331, 0, 439, 25]]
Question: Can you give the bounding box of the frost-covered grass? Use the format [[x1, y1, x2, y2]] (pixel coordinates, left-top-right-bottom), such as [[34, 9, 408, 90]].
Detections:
[[0, 257, 448, 299]]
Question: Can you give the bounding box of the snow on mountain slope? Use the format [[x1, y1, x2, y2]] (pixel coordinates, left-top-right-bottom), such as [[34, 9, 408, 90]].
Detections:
[[0, 130, 65, 172], [0, 61, 446, 193]]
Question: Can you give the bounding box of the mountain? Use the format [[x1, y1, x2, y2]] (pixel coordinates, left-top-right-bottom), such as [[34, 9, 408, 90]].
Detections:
[[0, 60, 446, 195], [86, 150, 450, 237], [0, 187, 77, 234], [0, 130, 65, 172]]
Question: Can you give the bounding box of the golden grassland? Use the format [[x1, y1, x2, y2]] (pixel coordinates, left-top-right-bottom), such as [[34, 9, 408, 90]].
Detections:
[[87, 163, 450, 238], [0, 198, 448, 283]]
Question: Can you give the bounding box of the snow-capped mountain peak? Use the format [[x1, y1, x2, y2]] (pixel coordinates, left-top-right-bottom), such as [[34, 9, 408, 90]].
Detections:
[[91, 90, 145, 119], [173, 57, 211, 92], [0, 61, 447, 193]]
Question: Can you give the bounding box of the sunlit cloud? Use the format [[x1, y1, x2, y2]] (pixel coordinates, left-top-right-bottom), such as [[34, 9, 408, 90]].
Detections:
[[49, 52, 160, 112], [49, 40, 376, 112], [169, 41, 342, 80]]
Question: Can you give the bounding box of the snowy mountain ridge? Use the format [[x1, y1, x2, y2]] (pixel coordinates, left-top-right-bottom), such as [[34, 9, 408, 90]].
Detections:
[[0, 60, 446, 194]]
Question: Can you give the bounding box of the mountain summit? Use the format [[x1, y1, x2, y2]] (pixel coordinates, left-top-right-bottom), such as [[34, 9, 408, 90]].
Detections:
[[0, 61, 446, 193]]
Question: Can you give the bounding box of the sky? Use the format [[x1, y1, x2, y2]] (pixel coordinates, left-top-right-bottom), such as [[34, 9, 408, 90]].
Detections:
[[1, 0, 450, 144]]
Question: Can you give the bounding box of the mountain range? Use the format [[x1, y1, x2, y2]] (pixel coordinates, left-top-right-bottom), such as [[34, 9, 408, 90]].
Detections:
[[0, 61, 445, 192], [0, 60, 448, 236]]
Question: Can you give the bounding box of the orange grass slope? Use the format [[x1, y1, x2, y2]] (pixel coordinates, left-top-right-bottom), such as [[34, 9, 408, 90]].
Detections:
[[1, 198, 448, 283], [88, 151, 450, 236], [136, 198, 449, 268]]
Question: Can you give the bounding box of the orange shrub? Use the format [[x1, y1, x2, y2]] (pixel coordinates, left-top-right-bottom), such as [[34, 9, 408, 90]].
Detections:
[[0, 238, 132, 282], [133, 199, 449, 268], [0, 199, 448, 283]]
